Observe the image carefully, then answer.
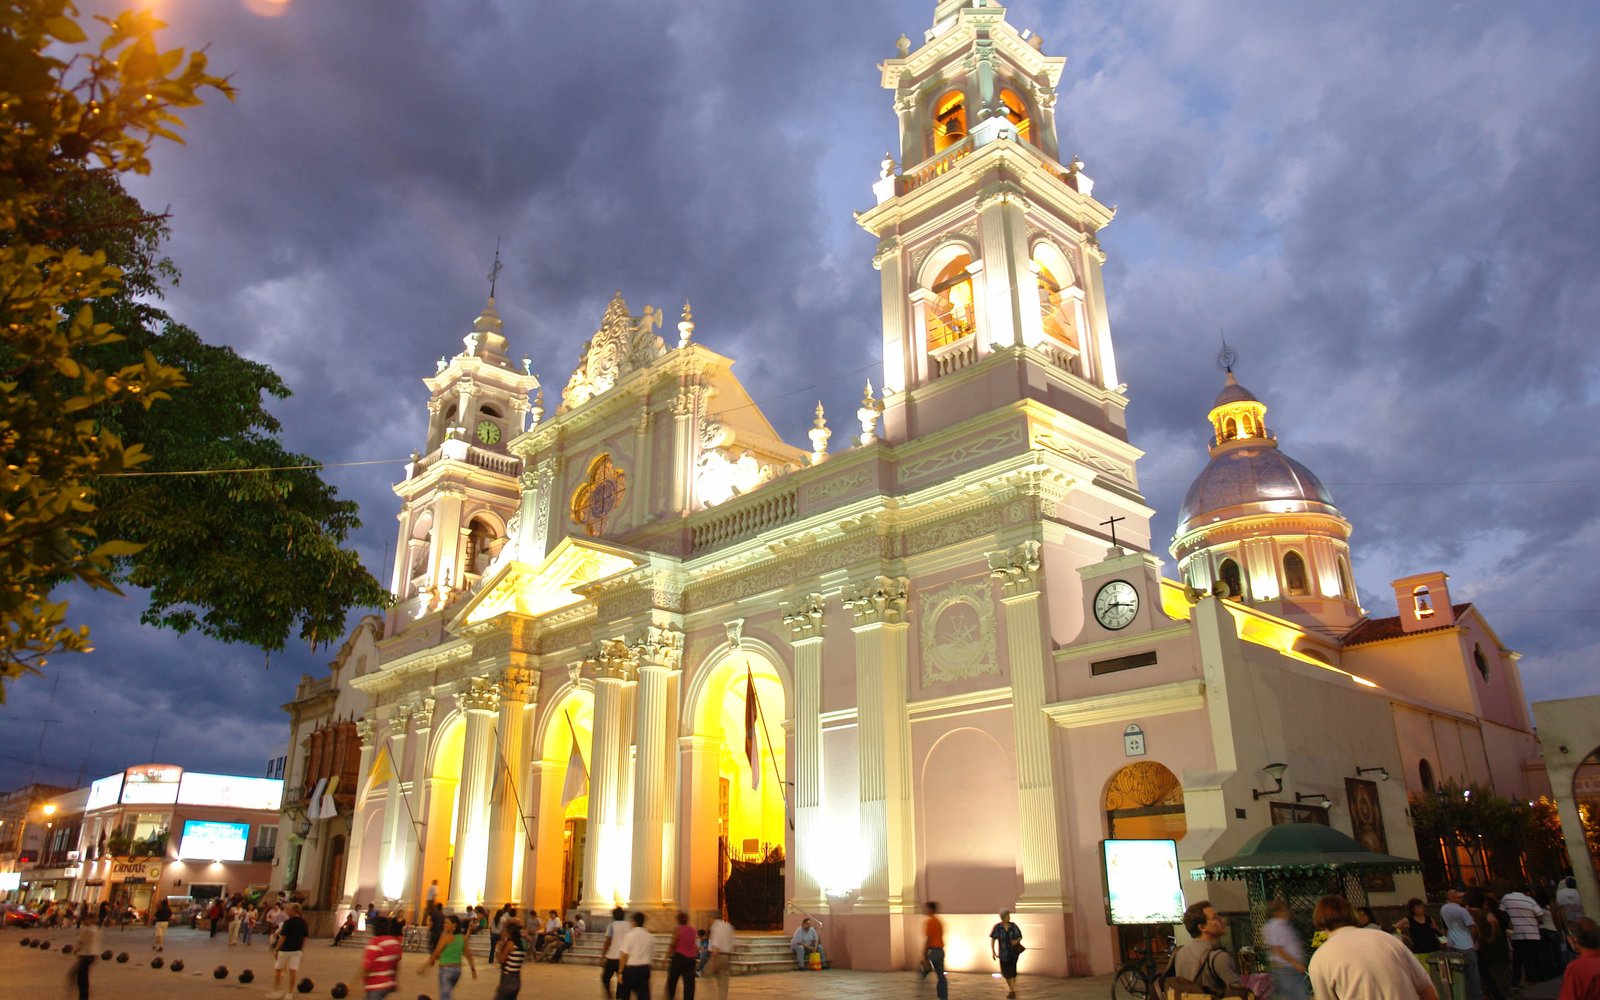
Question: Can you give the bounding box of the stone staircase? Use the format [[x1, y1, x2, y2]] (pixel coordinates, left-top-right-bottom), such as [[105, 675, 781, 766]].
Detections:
[[560, 932, 796, 976]]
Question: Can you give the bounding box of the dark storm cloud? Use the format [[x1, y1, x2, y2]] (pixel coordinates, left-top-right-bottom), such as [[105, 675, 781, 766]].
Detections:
[[4, 0, 1596, 782]]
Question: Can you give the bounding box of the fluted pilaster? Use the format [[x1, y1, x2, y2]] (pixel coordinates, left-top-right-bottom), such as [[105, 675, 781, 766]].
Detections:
[[580, 644, 636, 911], [340, 718, 378, 906], [987, 541, 1063, 908], [629, 625, 682, 909], [844, 576, 913, 912], [485, 665, 538, 904], [783, 594, 826, 910], [378, 705, 412, 903], [449, 679, 501, 907]]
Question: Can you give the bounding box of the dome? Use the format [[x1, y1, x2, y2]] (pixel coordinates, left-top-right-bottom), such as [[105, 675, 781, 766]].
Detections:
[[1212, 372, 1259, 408], [1176, 444, 1337, 530]]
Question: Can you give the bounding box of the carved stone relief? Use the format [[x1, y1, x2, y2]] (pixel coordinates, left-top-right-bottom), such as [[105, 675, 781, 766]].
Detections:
[[919, 578, 998, 684]]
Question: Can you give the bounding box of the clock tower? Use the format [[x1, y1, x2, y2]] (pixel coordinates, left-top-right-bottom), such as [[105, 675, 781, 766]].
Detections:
[[388, 296, 541, 626]]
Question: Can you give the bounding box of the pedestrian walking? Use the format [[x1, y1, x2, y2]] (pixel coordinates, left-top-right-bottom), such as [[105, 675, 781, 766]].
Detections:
[[619, 911, 656, 1000], [152, 898, 170, 952], [1501, 884, 1549, 984], [491, 918, 526, 1000], [419, 914, 477, 1000], [1402, 898, 1443, 955], [1442, 888, 1485, 1000], [1263, 898, 1311, 1000], [705, 914, 736, 1000], [228, 898, 242, 945], [989, 909, 1024, 999], [1171, 900, 1243, 995], [362, 915, 403, 1000], [241, 902, 256, 945], [67, 918, 100, 1000], [921, 901, 948, 1000], [271, 902, 310, 1000], [427, 901, 446, 955], [1562, 917, 1600, 1000], [1307, 894, 1438, 999], [602, 905, 630, 998], [666, 910, 698, 1000]]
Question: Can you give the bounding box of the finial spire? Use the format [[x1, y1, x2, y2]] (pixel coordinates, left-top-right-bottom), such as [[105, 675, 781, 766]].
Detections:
[[809, 400, 831, 465], [678, 300, 695, 349], [487, 237, 504, 299], [1217, 332, 1237, 374]]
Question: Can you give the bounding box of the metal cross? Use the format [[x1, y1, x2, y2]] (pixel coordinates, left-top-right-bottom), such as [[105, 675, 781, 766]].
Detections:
[[1101, 514, 1126, 548], [487, 237, 503, 297]]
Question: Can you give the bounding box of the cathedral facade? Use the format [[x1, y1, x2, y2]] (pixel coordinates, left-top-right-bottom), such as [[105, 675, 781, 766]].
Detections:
[[313, 1, 1545, 976]]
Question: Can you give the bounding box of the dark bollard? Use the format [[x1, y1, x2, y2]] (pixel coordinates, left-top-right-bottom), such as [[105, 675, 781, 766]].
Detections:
[[170, 959, 185, 972], [101, 949, 113, 960], [296, 976, 314, 993], [151, 957, 164, 968], [239, 969, 255, 983], [116, 952, 129, 962], [330, 984, 349, 998], [214, 965, 229, 979]]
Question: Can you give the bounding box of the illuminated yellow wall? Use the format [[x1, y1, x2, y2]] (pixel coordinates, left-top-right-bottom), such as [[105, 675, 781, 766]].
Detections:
[[696, 655, 787, 854]]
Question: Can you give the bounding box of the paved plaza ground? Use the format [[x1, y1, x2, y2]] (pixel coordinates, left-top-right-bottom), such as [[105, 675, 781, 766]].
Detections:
[[1, 923, 1117, 999]]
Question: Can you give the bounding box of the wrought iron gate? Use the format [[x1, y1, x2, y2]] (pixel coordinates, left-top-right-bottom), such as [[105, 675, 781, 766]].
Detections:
[[717, 837, 784, 930]]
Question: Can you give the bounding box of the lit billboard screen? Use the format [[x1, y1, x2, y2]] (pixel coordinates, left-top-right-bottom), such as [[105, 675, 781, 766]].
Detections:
[[1102, 839, 1186, 926], [177, 773, 282, 811], [87, 774, 124, 812], [0, 872, 19, 891], [178, 820, 249, 861], [121, 765, 182, 805]]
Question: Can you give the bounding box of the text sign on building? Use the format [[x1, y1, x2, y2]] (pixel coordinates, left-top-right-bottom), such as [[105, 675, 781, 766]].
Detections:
[[178, 821, 250, 862], [1102, 839, 1185, 926], [86, 773, 124, 812], [177, 773, 283, 811], [122, 765, 182, 805]]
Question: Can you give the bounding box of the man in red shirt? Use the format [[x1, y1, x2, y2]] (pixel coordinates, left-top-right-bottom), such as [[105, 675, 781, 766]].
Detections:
[[362, 915, 403, 1000], [1562, 917, 1600, 1000], [921, 901, 948, 1000], [666, 910, 698, 1000]]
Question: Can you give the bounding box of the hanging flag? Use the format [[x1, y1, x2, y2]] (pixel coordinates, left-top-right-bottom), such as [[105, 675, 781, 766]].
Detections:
[[361, 744, 396, 805], [561, 724, 589, 807], [318, 775, 340, 821], [745, 665, 760, 791], [305, 777, 328, 820]]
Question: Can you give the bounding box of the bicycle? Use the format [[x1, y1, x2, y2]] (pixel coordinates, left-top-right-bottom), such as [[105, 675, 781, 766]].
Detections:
[[1112, 931, 1174, 1000]]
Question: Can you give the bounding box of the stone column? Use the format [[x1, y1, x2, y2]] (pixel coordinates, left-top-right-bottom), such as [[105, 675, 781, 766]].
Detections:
[[340, 718, 378, 906], [528, 759, 566, 913], [783, 594, 827, 911], [580, 645, 635, 912], [449, 679, 502, 907], [407, 698, 434, 920], [844, 576, 914, 913], [976, 182, 1035, 349], [989, 541, 1065, 909], [378, 705, 412, 903], [629, 626, 683, 913], [670, 385, 698, 513], [485, 666, 538, 905]]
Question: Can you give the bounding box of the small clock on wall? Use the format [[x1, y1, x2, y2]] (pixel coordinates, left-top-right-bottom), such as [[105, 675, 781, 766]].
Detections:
[[1093, 579, 1139, 630], [475, 419, 501, 445]]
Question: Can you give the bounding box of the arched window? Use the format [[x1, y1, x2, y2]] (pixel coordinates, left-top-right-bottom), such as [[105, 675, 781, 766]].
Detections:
[[933, 90, 967, 152], [1473, 643, 1491, 681], [1218, 558, 1243, 600], [465, 516, 499, 576], [1283, 551, 1309, 596], [1413, 585, 1434, 618], [479, 403, 503, 419], [998, 88, 1033, 145], [1222, 417, 1239, 441], [1034, 260, 1079, 351], [1337, 557, 1356, 601], [927, 253, 976, 348], [1419, 759, 1435, 793]]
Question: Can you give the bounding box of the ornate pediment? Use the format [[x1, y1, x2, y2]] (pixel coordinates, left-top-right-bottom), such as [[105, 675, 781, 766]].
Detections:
[[561, 292, 667, 412]]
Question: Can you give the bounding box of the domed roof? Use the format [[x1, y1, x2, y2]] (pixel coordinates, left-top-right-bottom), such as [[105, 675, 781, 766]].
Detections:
[[1212, 372, 1259, 408], [1176, 444, 1337, 530]]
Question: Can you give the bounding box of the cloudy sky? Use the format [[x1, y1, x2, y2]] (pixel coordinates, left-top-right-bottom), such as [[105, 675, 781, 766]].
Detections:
[[4, 0, 1597, 788]]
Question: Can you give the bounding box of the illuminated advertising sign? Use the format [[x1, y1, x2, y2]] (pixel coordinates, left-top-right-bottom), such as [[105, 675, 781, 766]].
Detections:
[[0, 872, 19, 891], [176, 773, 282, 812], [87, 774, 124, 812], [121, 765, 182, 805], [178, 821, 249, 862], [1102, 839, 1186, 926]]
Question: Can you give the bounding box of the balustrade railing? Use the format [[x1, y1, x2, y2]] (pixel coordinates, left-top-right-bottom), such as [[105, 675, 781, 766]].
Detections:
[[897, 135, 975, 194], [690, 488, 798, 553]]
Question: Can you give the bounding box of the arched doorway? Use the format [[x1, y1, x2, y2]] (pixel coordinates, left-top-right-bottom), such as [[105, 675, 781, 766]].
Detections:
[[533, 687, 593, 916], [689, 650, 788, 929], [1105, 761, 1187, 960]]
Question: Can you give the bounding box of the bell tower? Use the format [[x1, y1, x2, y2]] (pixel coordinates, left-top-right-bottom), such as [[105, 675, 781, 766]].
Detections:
[[857, 1, 1122, 443], [389, 296, 540, 626]]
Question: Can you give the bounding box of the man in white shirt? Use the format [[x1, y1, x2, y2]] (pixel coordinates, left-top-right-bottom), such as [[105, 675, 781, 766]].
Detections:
[[1262, 898, 1310, 1000], [1498, 887, 1548, 985], [601, 906, 630, 998], [1440, 888, 1483, 1000], [1308, 894, 1438, 1000], [706, 916, 737, 1000], [618, 911, 655, 1000]]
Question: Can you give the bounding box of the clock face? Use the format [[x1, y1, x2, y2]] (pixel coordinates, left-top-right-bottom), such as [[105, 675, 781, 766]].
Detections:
[[1094, 580, 1139, 630], [475, 419, 501, 445]]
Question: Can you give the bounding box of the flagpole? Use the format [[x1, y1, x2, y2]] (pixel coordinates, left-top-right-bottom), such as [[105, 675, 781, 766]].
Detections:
[[490, 725, 539, 853], [564, 710, 589, 778], [747, 659, 794, 831]]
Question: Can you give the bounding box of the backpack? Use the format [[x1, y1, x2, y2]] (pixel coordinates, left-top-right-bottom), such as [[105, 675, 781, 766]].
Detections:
[[1149, 949, 1257, 1000]]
